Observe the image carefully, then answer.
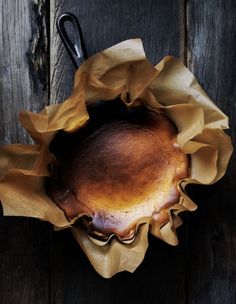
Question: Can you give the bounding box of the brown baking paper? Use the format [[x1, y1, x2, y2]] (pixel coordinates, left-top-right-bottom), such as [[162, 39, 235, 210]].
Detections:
[[0, 39, 233, 278]]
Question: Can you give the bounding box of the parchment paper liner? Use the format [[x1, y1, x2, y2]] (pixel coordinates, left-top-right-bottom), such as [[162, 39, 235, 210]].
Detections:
[[0, 39, 232, 278]]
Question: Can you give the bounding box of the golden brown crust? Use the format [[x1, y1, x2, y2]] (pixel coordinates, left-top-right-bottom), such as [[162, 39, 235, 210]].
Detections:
[[46, 104, 189, 242]]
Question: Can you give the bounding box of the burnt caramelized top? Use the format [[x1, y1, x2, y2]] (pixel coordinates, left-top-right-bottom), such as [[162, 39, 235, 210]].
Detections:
[[46, 99, 189, 242]]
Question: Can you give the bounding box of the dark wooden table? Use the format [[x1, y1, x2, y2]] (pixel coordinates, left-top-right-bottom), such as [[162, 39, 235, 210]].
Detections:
[[0, 1, 235, 303]]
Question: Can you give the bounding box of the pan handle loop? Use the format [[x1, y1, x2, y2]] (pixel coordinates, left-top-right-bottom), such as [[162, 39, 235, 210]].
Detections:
[[57, 12, 87, 69]]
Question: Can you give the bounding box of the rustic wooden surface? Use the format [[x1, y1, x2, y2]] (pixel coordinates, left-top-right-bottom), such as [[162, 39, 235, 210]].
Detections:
[[0, 0, 235, 303], [0, 1, 50, 304], [186, 1, 236, 303]]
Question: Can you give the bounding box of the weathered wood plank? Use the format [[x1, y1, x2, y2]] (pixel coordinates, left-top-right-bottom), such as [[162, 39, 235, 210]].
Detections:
[[50, 1, 186, 303], [187, 1, 236, 303], [0, 1, 50, 303], [0, 218, 51, 304], [0, 0, 49, 143], [50, 0, 185, 104]]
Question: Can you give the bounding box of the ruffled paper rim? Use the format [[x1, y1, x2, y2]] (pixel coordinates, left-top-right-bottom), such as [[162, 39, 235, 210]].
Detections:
[[0, 39, 233, 278]]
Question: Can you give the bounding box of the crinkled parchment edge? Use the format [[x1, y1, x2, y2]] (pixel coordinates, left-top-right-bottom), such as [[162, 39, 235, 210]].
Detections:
[[0, 39, 233, 278]]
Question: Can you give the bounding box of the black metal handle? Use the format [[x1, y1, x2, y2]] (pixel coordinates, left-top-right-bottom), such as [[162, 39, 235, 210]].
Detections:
[[56, 12, 87, 69]]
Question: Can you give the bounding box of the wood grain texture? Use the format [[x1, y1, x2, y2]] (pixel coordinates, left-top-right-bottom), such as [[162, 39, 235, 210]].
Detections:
[[187, 1, 236, 303], [0, 0, 49, 144], [0, 0, 235, 303], [0, 1, 50, 303], [49, 1, 186, 304], [50, 0, 185, 103]]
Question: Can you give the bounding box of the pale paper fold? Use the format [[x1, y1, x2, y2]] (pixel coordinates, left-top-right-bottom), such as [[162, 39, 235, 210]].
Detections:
[[72, 223, 149, 278], [0, 39, 233, 278]]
